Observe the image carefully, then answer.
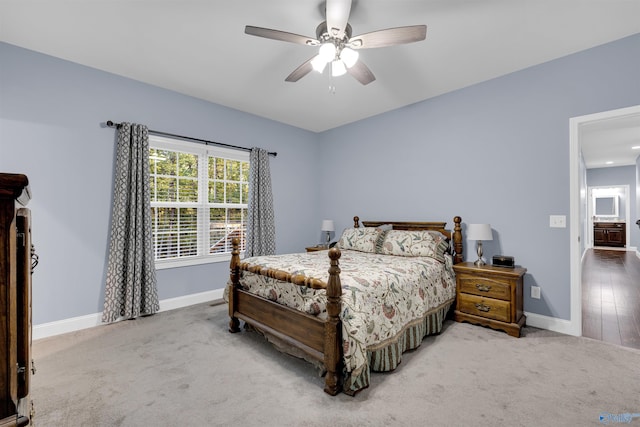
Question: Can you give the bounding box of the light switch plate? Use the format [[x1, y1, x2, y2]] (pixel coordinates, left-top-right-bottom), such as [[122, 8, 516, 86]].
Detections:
[[549, 215, 566, 228], [531, 286, 541, 299]]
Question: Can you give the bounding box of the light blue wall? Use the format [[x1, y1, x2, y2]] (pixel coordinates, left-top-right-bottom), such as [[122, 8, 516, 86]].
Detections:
[[0, 42, 321, 325], [2, 33, 640, 326], [588, 165, 639, 249], [318, 33, 640, 320]]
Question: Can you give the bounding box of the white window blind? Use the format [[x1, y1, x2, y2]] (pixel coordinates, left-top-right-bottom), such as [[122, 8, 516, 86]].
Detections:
[[149, 135, 249, 269]]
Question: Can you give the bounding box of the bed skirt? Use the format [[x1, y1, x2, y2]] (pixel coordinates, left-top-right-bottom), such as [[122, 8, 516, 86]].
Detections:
[[344, 299, 454, 395], [244, 298, 454, 395]]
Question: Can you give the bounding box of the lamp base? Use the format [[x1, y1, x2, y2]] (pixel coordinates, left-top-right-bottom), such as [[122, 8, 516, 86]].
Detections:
[[474, 241, 485, 266]]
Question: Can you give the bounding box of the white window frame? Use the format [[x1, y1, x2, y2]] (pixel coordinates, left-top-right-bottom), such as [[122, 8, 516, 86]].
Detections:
[[149, 135, 249, 270]]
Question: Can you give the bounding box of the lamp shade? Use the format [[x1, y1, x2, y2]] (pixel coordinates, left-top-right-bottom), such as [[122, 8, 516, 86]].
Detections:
[[319, 43, 336, 62], [321, 220, 335, 232], [467, 224, 492, 241], [341, 47, 359, 68], [311, 55, 328, 73], [331, 60, 347, 77]]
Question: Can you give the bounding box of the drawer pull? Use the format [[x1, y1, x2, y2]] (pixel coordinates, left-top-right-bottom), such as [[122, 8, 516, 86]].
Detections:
[[475, 303, 491, 312], [475, 284, 492, 292]]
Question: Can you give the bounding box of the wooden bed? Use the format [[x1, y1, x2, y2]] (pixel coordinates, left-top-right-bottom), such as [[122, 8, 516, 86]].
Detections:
[[227, 215, 463, 395]]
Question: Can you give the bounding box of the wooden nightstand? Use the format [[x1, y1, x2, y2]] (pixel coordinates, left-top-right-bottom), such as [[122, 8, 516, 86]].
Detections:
[[305, 245, 329, 252], [453, 262, 527, 337]]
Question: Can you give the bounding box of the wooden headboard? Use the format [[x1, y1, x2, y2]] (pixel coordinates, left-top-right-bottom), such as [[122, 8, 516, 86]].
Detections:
[[353, 215, 463, 264]]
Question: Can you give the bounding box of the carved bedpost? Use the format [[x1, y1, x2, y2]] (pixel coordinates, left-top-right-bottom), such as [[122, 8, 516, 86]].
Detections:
[[353, 216, 360, 228], [228, 238, 241, 333], [452, 216, 463, 264], [324, 247, 343, 395]]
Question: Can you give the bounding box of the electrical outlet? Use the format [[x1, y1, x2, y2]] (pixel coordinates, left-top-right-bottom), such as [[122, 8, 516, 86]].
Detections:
[[531, 286, 541, 299], [549, 215, 566, 228]]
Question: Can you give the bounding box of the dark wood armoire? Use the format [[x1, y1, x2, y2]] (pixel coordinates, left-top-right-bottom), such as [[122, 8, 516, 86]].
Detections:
[[0, 174, 34, 426]]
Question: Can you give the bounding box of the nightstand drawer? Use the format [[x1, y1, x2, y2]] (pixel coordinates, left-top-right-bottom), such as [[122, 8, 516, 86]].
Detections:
[[457, 293, 510, 323], [458, 276, 511, 300]]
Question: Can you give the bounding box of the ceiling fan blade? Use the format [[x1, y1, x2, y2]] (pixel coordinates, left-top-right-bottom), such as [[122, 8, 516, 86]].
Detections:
[[245, 26, 319, 46], [349, 25, 427, 49], [325, 0, 352, 39], [347, 61, 376, 85], [285, 56, 316, 82]]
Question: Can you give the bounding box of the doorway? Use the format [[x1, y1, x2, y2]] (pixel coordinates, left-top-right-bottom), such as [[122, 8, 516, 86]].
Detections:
[[587, 185, 630, 249], [569, 104, 640, 338]]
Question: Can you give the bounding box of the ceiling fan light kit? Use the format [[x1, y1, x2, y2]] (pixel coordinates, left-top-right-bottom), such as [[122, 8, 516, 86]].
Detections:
[[340, 47, 359, 68], [311, 56, 328, 73], [331, 60, 347, 77], [319, 42, 337, 62], [244, 0, 427, 86]]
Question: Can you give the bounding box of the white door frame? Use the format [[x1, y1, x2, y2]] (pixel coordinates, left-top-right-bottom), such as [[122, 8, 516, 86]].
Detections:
[[569, 104, 640, 337]]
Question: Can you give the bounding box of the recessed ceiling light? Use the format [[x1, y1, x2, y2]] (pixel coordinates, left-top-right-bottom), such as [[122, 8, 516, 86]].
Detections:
[[606, 161, 614, 164], [632, 146, 640, 150]]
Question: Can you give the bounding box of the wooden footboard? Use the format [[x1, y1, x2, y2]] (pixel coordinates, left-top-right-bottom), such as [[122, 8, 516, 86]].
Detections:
[[227, 215, 463, 396], [228, 238, 343, 395]]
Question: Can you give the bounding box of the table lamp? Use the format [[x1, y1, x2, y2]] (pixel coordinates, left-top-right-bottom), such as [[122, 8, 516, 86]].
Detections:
[[467, 224, 493, 266], [321, 220, 335, 248]]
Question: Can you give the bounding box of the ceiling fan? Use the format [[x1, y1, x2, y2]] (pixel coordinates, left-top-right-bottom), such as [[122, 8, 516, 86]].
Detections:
[[244, 0, 427, 85]]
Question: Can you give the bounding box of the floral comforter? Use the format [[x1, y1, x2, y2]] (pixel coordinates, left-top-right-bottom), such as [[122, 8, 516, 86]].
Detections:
[[228, 249, 456, 393]]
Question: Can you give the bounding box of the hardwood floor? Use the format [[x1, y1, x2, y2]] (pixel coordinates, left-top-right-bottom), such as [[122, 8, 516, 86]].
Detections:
[[582, 248, 640, 349]]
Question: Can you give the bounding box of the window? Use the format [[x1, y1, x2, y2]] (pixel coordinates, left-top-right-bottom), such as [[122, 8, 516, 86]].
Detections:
[[149, 135, 249, 269]]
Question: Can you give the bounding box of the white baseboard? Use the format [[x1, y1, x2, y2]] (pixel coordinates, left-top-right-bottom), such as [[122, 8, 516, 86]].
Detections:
[[33, 290, 580, 340], [33, 288, 225, 341], [158, 288, 224, 312], [524, 311, 579, 337]]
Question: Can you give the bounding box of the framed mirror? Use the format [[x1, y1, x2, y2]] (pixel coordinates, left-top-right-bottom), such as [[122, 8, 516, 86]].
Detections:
[[594, 195, 619, 217]]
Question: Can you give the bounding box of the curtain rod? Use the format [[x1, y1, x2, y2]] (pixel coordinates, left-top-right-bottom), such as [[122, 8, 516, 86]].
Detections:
[[105, 121, 277, 157]]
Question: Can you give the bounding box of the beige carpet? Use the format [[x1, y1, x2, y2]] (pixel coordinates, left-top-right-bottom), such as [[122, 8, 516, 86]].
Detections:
[[31, 302, 640, 426]]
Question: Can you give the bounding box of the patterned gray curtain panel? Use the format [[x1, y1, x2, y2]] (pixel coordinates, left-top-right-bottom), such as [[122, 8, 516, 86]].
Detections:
[[102, 123, 159, 323], [245, 147, 276, 257]]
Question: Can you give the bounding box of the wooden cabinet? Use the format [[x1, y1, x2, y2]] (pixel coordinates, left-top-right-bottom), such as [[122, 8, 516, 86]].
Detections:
[[453, 262, 526, 337], [0, 174, 34, 426], [593, 222, 626, 247]]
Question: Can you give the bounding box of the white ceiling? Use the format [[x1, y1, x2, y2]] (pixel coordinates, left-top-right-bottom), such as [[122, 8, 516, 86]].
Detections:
[[1, 1, 640, 165], [580, 113, 640, 169]]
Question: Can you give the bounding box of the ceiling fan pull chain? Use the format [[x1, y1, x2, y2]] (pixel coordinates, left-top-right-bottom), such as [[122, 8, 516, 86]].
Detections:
[[328, 72, 336, 94]]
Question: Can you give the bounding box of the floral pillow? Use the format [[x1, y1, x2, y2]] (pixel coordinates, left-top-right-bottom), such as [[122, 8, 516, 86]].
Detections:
[[336, 227, 383, 253], [379, 230, 449, 262]]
